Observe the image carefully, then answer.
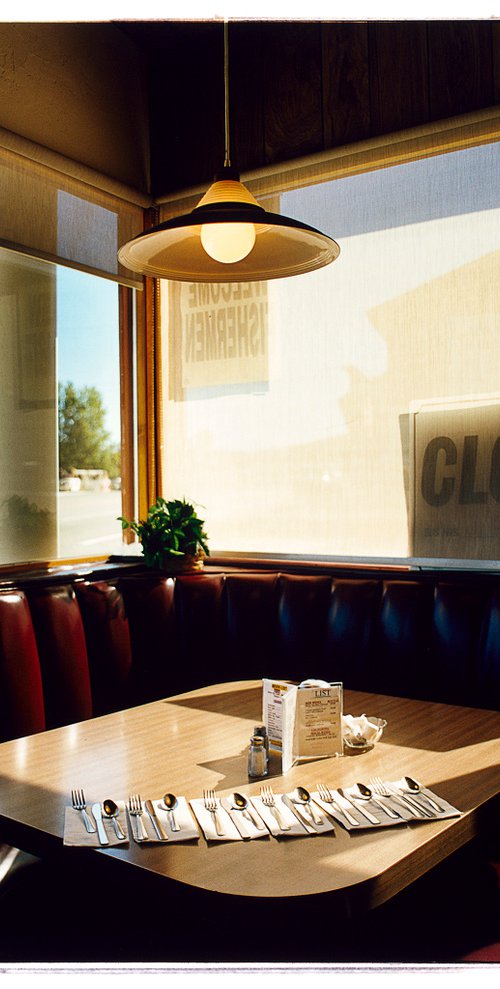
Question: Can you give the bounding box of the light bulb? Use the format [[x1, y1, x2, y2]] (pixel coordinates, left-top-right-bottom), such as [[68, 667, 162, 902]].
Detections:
[[201, 222, 256, 264]]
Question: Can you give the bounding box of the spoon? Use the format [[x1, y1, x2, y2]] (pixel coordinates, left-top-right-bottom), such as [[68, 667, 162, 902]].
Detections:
[[292, 785, 323, 825], [403, 776, 445, 813], [102, 798, 127, 840], [352, 782, 401, 819], [337, 786, 379, 825], [346, 735, 369, 747], [231, 792, 265, 830], [161, 792, 180, 831]]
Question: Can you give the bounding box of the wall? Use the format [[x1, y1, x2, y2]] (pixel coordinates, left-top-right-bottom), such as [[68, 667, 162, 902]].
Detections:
[[1, 20, 498, 201], [0, 23, 150, 193]]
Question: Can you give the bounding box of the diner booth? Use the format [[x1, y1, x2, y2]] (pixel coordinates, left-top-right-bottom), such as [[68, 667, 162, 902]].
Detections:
[[0, 19, 500, 966]]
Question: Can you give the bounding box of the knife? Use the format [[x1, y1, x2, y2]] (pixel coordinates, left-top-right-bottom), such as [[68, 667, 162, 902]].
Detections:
[[221, 798, 252, 839], [389, 786, 432, 818], [91, 802, 110, 845], [337, 788, 379, 825], [282, 794, 314, 832], [327, 791, 360, 827], [145, 799, 168, 840]]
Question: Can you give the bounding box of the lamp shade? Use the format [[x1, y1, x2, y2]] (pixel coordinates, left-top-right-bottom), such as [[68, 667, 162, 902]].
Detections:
[[118, 174, 340, 283]]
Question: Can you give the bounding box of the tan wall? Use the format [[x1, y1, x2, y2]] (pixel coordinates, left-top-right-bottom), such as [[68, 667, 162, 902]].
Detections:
[[0, 23, 150, 193]]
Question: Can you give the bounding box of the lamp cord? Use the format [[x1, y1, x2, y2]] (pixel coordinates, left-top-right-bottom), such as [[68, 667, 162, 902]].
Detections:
[[224, 20, 231, 169]]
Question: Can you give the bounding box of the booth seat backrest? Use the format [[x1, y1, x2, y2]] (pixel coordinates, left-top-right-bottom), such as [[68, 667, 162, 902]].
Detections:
[[0, 590, 45, 740], [1, 569, 500, 743]]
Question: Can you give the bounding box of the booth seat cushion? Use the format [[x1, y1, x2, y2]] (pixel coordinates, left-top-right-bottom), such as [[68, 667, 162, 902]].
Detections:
[[118, 575, 178, 703], [28, 585, 93, 730], [172, 571, 237, 688], [75, 581, 134, 716], [0, 590, 45, 742]]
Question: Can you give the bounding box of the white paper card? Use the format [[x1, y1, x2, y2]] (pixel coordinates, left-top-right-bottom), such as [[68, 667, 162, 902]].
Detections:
[[295, 682, 343, 760], [262, 678, 295, 752], [281, 681, 343, 773]]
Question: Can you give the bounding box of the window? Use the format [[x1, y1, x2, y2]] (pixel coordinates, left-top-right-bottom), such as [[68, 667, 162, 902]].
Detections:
[[160, 113, 500, 564], [0, 247, 125, 564], [57, 265, 123, 559], [0, 132, 144, 567]]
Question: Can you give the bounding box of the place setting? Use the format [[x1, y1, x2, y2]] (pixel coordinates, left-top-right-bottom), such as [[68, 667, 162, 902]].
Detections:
[[127, 792, 199, 843], [310, 777, 461, 830], [64, 789, 129, 847], [190, 789, 270, 841], [64, 787, 199, 846], [250, 784, 336, 837]]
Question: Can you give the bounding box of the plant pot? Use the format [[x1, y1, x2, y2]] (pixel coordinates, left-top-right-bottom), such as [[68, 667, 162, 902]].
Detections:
[[158, 549, 205, 573]]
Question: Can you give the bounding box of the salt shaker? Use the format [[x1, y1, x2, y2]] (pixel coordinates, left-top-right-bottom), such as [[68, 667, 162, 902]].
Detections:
[[247, 735, 268, 778]]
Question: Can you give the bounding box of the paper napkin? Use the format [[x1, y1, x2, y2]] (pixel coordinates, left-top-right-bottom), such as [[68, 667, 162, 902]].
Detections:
[[388, 780, 461, 821], [189, 797, 243, 841], [63, 801, 129, 847]]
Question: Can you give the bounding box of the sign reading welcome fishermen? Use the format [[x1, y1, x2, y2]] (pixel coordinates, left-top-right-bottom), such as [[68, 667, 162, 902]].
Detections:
[[177, 281, 268, 390]]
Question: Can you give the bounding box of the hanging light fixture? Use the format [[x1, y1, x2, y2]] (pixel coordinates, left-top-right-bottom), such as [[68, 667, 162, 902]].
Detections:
[[118, 22, 340, 283]]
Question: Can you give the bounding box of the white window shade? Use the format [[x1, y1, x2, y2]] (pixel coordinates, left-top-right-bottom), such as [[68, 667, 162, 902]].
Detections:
[[159, 110, 500, 564], [0, 129, 148, 287]]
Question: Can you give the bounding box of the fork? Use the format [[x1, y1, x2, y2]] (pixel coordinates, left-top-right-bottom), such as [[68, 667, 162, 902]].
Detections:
[[71, 788, 96, 833], [370, 777, 429, 819], [316, 782, 360, 827], [260, 785, 291, 831], [203, 789, 225, 836], [128, 794, 149, 840]]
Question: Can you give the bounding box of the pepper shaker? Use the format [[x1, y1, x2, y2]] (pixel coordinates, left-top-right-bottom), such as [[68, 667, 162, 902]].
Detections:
[[253, 724, 270, 764]]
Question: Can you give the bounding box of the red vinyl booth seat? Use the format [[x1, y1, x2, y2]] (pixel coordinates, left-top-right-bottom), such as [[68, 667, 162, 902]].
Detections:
[[1, 566, 500, 743], [0, 591, 45, 741]]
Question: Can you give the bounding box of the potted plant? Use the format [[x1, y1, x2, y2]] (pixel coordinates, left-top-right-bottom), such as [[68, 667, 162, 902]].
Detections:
[[118, 497, 209, 572]]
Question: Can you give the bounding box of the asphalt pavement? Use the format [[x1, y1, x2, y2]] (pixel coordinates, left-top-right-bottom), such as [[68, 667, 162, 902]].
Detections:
[[58, 489, 124, 558]]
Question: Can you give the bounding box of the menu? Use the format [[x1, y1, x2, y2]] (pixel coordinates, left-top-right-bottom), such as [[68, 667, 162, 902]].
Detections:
[[262, 678, 343, 774], [262, 678, 292, 752]]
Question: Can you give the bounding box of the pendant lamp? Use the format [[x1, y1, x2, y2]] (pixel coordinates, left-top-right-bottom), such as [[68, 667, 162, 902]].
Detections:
[[118, 23, 340, 283]]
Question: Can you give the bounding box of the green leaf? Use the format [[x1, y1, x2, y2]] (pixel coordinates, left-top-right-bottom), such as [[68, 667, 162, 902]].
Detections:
[[119, 496, 209, 562]]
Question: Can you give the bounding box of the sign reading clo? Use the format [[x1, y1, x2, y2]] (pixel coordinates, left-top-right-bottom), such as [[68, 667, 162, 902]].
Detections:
[[421, 434, 500, 506]]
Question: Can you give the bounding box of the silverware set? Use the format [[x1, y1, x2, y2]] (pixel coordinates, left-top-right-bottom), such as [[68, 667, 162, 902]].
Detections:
[[314, 776, 447, 824], [370, 776, 420, 815], [70, 774, 448, 843], [127, 794, 179, 840], [71, 788, 124, 843], [370, 777, 443, 818], [70, 789, 181, 842]]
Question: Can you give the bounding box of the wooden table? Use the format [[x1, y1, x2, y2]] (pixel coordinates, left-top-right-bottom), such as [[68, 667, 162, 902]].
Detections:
[[1, 680, 499, 916]]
